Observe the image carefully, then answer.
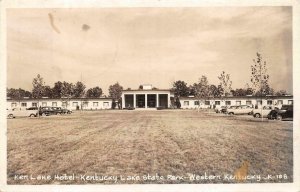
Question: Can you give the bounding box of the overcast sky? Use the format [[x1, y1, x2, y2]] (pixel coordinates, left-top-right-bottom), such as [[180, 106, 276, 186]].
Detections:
[[7, 7, 292, 94]]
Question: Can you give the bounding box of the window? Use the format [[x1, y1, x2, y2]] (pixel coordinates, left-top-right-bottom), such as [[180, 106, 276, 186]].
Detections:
[[225, 101, 231, 105], [288, 100, 293, 105], [236, 101, 241, 106], [267, 100, 273, 105], [32, 102, 37, 107], [52, 102, 57, 107], [246, 101, 252, 105], [11, 102, 17, 108], [103, 102, 109, 107], [277, 100, 283, 105], [62, 101, 67, 107], [93, 102, 98, 107], [205, 101, 210, 105], [72, 102, 78, 107], [184, 101, 189, 106], [42, 102, 47, 107], [21, 103, 27, 107], [194, 101, 199, 105], [83, 101, 89, 107], [256, 100, 262, 105], [215, 101, 220, 105]]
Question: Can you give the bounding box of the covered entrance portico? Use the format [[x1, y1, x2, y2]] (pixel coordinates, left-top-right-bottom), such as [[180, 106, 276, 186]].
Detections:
[[123, 93, 168, 108], [121, 89, 172, 109]]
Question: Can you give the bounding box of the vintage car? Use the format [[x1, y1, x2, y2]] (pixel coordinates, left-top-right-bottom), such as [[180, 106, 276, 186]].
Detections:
[[61, 108, 72, 114], [52, 107, 64, 115], [39, 106, 56, 116], [252, 106, 275, 118], [215, 106, 227, 113], [7, 108, 38, 118], [227, 105, 253, 115], [267, 105, 293, 120]]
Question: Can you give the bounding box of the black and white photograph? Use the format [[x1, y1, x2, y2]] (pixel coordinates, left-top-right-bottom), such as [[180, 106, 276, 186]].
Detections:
[[0, 1, 299, 192]]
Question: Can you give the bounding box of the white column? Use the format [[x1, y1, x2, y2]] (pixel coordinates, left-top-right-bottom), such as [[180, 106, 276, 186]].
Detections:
[[145, 94, 148, 108], [133, 94, 136, 108], [156, 94, 159, 107], [167, 93, 170, 108], [122, 94, 125, 109]]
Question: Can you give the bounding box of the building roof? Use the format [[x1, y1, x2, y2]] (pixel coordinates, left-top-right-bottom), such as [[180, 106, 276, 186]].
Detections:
[[7, 97, 113, 101], [179, 95, 293, 100], [123, 89, 172, 92]]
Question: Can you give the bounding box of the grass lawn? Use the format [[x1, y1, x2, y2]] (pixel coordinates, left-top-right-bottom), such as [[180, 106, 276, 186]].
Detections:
[[7, 110, 293, 184]]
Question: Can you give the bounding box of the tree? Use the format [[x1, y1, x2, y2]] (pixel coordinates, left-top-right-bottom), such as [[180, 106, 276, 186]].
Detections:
[[254, 85, 274, 96], [250, 52, 271, 96], [194, 75, 210, 111], [175, 97, 181, 108], [86, 86, 103, 98], [231, 88, 247, 96], [7, 88, 32, 99], [188, 85, 197, 96], [218, 71, 232, 96], [172, 80, 189, 97], [244, 83, 254, 95], [32, 74, 45, 99], [275, 90, 288, 96], [109, 82, 123, 109], [52, 81, 63, 98], [209, 84, 223, 97], [73, 81, 86, 98], [245, 88, 254, 95], [172, 80, 189, 108], [42, 86, 53, 98], [61, 81, 74, 98]]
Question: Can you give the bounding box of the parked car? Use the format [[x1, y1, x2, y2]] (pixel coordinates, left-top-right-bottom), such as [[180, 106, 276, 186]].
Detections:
[[62, 108, 72, 114], [27, 107, 38, 110], [39, 106, 56, 116], [221, 106, 229, 114], [52, 107, 64, 115], [215, 106, 227, 113], [267, 105, 293, 120], [227, 105, 253, 115], [7, 108, 38, 118], [252, 106, 274, 118]]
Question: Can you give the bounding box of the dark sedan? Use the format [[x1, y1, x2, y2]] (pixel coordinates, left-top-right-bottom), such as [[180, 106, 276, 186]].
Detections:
[[39, 107, 56, 116], [267, 105, 293, 120]]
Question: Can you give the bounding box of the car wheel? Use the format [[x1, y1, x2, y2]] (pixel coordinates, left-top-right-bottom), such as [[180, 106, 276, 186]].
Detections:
[[276, 115, 282, 121], [42, 113, 47, 117], [8, 114, 13, 119], [228, 112, 234, 115], [29, 114, 35, 117], [254, 113, 261, 118]]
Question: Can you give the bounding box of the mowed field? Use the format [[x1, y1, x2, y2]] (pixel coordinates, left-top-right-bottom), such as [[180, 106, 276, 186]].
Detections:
[[7, 110, 293, 184]]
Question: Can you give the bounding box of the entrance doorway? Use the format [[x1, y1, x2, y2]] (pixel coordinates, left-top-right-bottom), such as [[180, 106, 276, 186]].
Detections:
[[159, 94, 168, 108], [147, 94, 157, 108], [136, 94, 145, 108], [124, 94, 134, 108]]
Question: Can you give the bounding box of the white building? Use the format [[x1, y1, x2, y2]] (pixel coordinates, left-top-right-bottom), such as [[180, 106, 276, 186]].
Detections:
[[6, 97, 112, 110], [6, 87, 293, 111], [179, 95, 293, 109], [121, 84, 174, 109]]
